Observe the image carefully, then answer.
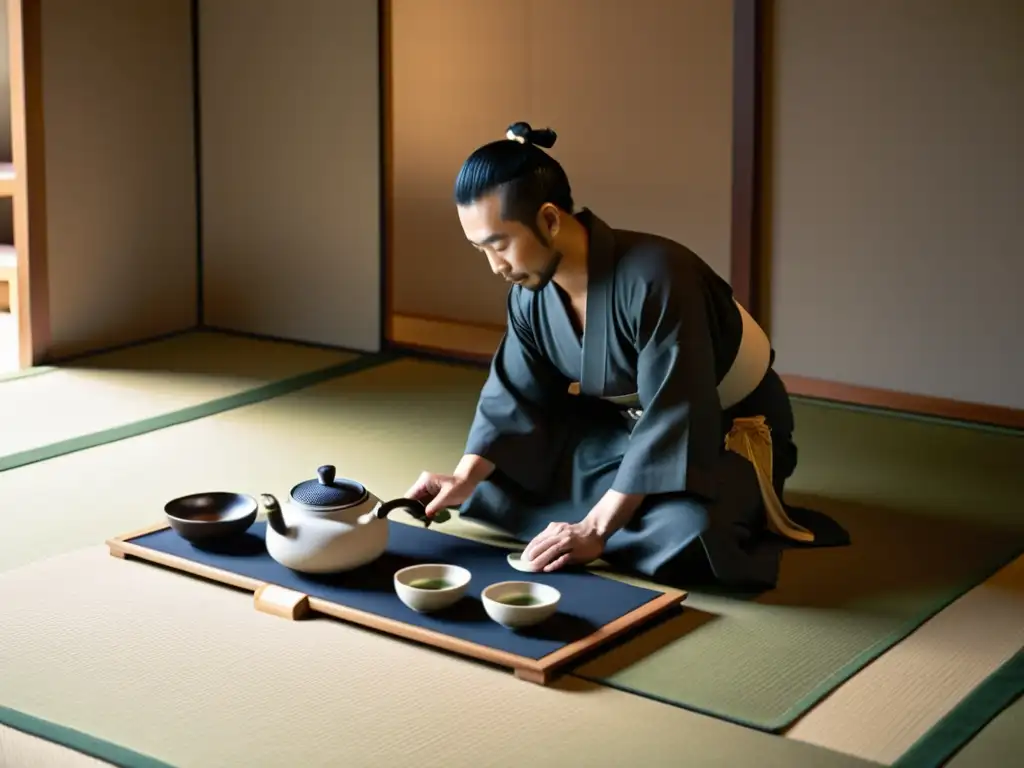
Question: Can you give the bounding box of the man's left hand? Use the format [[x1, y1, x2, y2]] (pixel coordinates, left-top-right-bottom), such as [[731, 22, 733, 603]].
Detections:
[[521, 521, 605, 573]]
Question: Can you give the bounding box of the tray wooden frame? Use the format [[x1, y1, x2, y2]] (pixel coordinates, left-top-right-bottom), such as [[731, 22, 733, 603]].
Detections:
[[106, 522, 687, 685]]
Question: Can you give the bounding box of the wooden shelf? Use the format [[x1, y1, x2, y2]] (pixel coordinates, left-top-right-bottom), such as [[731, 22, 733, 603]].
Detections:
[[0, 163, 15, 198]]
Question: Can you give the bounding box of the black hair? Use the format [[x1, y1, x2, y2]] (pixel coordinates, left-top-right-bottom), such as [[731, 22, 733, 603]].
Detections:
[[453, 122, 574, 237]]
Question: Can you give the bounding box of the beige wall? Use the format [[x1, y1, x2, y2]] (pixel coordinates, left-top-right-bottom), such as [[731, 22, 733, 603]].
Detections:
[[18, 0, 1019, 414], [389, 0, 735, 327], [199, 0, 382, 353], [765, 0, 1024, 410], [39, 0, 197, 357]]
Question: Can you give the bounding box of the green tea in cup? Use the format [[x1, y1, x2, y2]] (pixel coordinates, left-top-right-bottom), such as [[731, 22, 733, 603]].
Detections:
[[499, 593, 541, 606], [408, 577, 452, 590]]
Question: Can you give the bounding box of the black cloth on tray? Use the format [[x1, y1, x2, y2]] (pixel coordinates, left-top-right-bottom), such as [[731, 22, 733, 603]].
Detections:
[[130, 520, 668, 661]]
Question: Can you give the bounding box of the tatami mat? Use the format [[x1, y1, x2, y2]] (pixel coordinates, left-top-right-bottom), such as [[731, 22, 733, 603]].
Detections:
[[0, 545, 876, 768], [781, 400, 1024, 531], [575, 497, 1022, 731], [0, 357, 480, 574], [0, 330, 360, 470], [787, 554, 1024, 763], [1, 353, 1022, 766]]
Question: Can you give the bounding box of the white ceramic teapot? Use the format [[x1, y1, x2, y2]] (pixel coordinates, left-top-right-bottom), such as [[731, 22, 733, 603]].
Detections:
[[259, 464, 433, 574]]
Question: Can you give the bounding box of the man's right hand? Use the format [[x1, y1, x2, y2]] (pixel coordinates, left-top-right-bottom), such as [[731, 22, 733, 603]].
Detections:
[[404, 472, 477, 517]]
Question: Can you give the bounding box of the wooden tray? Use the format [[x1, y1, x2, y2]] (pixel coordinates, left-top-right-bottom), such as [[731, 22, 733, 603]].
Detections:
[[107, 522, 686, 685]]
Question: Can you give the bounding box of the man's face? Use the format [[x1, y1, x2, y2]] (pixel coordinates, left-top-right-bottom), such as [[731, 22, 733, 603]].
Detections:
[[457, 192, 562, 292]]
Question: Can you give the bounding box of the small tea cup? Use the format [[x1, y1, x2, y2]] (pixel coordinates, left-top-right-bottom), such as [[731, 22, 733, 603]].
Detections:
[[394, 564, 471, 613], [482, 580, 560, 628]]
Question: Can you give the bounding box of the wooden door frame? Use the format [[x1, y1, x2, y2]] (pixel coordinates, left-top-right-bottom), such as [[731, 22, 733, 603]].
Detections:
[[7, 0, 50, 369]]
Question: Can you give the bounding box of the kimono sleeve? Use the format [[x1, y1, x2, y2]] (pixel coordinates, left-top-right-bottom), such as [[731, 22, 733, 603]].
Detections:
[[611, 266, 723, 502], [463, 289, 568, 492]]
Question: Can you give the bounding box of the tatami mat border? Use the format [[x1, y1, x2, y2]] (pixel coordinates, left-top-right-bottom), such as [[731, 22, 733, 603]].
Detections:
[[0, 708, 173, 768], [893, 649, 1024, 768]]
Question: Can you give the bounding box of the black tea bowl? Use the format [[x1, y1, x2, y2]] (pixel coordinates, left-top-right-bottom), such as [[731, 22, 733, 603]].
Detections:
[[164, 492, 258, 543]]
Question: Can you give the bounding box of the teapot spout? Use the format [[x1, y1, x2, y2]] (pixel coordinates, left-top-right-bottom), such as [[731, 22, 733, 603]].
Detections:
[[260, 494, 290, 535]]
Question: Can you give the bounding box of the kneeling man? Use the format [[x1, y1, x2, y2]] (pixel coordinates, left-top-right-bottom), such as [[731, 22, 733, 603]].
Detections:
[[405, 122, 833, 590]]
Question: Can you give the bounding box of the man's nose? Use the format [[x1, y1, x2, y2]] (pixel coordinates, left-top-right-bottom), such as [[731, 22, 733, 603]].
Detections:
[[487, 254, 508, 277]]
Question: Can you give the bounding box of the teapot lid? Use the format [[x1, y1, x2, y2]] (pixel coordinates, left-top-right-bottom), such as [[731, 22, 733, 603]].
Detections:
[[289, 465, 367, 508]]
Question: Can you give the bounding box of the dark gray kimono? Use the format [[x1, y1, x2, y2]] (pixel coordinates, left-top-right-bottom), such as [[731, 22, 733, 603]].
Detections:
[[460, 210, 830, 589]]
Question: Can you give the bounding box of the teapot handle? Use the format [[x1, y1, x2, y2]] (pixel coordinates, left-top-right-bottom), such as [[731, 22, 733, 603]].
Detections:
[[377, 496, 437, 522]]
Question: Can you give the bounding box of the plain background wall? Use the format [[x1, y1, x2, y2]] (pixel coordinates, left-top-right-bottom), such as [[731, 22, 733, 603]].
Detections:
[[389, 0, 735, 327], [199, 0, 382, 352], [8, 0, 1020, 414], [38, 0, 197, 357], [764, 0, 1023, 410]]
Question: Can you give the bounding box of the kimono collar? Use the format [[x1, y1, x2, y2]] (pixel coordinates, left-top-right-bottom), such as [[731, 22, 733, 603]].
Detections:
[[574, 208, 615, 395], [575, 208, 616, 275]]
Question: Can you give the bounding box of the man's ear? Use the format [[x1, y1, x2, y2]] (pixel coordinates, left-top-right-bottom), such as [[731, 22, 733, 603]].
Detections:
[[537, 203, 560, 239]]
